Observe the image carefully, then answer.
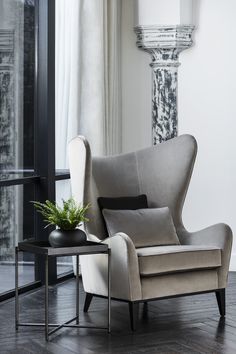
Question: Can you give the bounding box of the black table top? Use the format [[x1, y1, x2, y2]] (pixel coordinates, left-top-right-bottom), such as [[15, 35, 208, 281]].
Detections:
[[17, 239, 108, 256]]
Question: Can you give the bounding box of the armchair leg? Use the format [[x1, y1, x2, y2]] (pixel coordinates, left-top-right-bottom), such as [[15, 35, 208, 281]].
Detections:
[[215, 289, 225, 317], [129, 302, 139, 331], [83, 293, 93, 312]]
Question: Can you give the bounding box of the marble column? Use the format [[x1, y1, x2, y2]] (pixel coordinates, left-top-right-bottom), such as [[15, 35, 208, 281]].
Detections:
[[134, 25, 194, 144]]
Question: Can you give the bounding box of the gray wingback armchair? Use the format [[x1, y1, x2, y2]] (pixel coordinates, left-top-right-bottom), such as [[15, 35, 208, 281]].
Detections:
[[68, 134, 232, 330]]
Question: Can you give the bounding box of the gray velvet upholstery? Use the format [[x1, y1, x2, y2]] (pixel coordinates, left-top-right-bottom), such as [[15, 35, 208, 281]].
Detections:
[[102, 207, 180, 248], [68, 134, 232, 303], [137, 245, 221, 276], [141, 270, 219, 300]]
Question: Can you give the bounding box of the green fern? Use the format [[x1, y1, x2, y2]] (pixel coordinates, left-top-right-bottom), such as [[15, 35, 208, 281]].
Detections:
[[33, 198, 89, 230]]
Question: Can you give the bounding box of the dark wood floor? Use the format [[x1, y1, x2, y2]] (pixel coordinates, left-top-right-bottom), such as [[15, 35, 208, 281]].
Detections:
[[1, 273, 236, 354]]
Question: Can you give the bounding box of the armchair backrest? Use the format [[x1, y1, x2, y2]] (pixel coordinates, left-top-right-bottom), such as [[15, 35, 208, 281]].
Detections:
[[68, 135, 197, 239]]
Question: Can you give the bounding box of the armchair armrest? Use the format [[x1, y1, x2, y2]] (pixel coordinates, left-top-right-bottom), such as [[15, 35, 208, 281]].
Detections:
[[179, 223, 233, 288], [80, 232, 142, 301]]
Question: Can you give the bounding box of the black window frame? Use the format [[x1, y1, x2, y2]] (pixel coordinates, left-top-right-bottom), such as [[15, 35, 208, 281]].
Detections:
[[0, 0, 72, 302]]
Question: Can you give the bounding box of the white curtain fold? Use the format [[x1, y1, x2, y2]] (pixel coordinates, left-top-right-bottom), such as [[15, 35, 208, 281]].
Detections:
[[104, 0, 122, 155], [56, 0, 122, 170]]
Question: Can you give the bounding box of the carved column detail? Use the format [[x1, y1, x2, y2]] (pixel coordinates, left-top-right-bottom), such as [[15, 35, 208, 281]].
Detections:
[[134, 25, 194, 144]]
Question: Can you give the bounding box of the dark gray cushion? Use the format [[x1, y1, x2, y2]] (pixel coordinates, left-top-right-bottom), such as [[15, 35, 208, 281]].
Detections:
[[98, 194, 148, 211], [102, 207, 180, 248]]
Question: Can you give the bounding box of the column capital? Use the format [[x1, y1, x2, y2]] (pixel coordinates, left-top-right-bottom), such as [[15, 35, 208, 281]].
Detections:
[[134, 25, 194, 66]]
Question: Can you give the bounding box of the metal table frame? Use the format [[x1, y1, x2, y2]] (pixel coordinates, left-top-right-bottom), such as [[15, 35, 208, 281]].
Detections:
[[15, 241, 111, 341]]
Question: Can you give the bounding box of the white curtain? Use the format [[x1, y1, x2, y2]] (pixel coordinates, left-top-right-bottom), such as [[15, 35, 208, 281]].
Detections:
[[56, 0, 122, 170]]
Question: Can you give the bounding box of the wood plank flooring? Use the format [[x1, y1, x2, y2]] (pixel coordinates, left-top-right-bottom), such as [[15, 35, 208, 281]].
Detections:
[[0, 273, 236, 354]]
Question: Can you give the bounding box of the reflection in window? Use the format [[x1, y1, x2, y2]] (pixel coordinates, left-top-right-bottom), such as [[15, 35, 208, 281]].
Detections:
[[0, 0, 35, 175], [0, 185, 35, 293], [0, 0, 36, 294]]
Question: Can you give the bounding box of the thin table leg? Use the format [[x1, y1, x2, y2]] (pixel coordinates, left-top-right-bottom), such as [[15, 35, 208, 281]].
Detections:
[[15, 247, 19, 330], [76, 255, 79, 324], [45, 255, 49, 341], [108, 248, 111, 333]]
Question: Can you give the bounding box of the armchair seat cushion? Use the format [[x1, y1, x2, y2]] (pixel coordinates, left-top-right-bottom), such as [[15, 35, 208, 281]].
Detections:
[[137, 245, 222, 276]]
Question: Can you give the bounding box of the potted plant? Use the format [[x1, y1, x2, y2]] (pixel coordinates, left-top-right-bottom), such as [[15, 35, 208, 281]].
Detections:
[[33, 198, 89, 247]]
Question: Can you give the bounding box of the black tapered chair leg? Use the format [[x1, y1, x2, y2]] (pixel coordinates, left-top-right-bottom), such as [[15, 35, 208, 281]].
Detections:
[[83, 293, 93, 312], [215, 289, 225, 317], [129, 302, 139, 331]]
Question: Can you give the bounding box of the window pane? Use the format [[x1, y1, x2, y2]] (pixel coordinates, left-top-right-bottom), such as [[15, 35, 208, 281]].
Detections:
[[0, 184, 35, 293], [56, 179, 73, 276], [0, 0, 36, 177]]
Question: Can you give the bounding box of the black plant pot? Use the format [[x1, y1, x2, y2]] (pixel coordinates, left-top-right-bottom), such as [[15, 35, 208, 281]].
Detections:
[[49, 229, 87, 248]]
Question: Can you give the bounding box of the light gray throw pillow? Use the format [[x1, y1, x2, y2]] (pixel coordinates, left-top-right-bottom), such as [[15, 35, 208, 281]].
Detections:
[[102, 207, 180, 248]]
